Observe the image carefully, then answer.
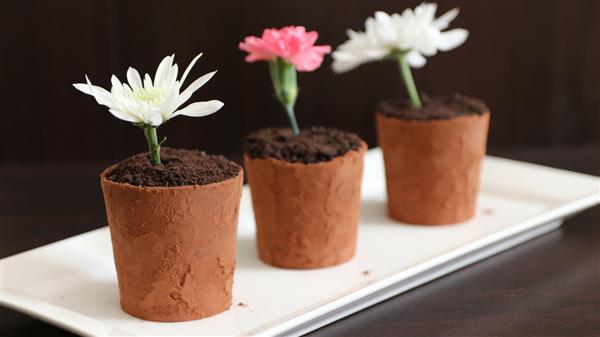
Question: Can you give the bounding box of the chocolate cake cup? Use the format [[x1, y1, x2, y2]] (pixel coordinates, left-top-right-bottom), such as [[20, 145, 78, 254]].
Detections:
[[376, 111, 490, 225], [100, 166, 243, 322], [244, 142, 367, 269]]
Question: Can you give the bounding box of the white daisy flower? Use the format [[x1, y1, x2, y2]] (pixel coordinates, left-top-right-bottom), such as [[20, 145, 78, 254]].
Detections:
[[332, 3, 469, 73], [74, 53, 223, 127]]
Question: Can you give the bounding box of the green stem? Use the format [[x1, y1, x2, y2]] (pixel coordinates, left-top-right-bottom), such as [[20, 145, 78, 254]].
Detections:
[[143, 126, 161, 165], [397, 53, 422, 108], [286, 105, 300, 135]]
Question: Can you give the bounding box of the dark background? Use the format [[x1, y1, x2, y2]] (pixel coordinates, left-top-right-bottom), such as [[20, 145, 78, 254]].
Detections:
[[1, 2, 600, 336], [1, 0, 599, 163]]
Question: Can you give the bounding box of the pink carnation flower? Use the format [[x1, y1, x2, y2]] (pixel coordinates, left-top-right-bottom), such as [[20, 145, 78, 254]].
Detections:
[[239, 26, 331, 72]]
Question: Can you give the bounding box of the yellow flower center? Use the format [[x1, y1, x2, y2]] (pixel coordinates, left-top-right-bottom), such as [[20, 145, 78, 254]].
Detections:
[[134, 87, 164, 104]]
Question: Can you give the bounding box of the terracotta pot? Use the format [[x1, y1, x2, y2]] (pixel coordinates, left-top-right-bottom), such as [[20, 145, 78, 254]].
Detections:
[[100, 166, 243, 322], [376, 111, 490, 225], [244, 142, 367, 269]]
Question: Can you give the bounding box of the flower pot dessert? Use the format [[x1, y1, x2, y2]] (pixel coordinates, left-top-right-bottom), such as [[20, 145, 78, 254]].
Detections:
[[74, 53, 244, 321], [244, 127, 366, 268], [376, 95, 489, 224], [240, 26, 367, 268], [101, 148, 242, 321], [333, 3, 489, 224]]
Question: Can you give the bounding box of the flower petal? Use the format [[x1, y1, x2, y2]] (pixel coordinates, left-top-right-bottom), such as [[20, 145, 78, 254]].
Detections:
[[174, 100, 224, 117], [239, 36, 277, 62], [373, 11, 395, 42], [433, 8, 459, 30], [73, 83, 92, 95], [80, 75, 116, 107], [126, 67, 143, 91], [111, 75, 124, 92], [411, 29, 439, 56], [176, 70, 217, 107], [143, 73, 153, 88], [437, 28, 469, 51], [108, 108, 139, 123], [164, 64, 179, 89], [154, 54, 174, 86], [289, 45, 331, 72], [161, 86, 180, 119], [406, 50, 427, 68], [144, 107, 164, 126], [414, 2, 437, 22], [180, 52, 203, 86], [331, 31, 389, 73], [331, 54, 363, 73]]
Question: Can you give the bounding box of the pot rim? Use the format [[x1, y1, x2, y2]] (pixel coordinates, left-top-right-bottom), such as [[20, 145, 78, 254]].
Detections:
[[243, 141, 367, 168], [376, 110, 490, 125], [100, 163, 243, 192]]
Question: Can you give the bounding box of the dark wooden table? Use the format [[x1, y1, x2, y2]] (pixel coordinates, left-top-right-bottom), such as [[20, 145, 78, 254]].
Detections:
[[1, 145, 599, 337]]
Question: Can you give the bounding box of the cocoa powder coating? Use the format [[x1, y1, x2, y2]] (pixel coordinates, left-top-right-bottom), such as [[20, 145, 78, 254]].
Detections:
[[376, 95, 490, 225], [244, 136, 367, 269], [100, 154, 243, 322]]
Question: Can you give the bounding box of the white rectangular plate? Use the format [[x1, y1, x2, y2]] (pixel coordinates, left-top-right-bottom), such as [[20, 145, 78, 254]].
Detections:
[[2, 149, 599, 337]]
